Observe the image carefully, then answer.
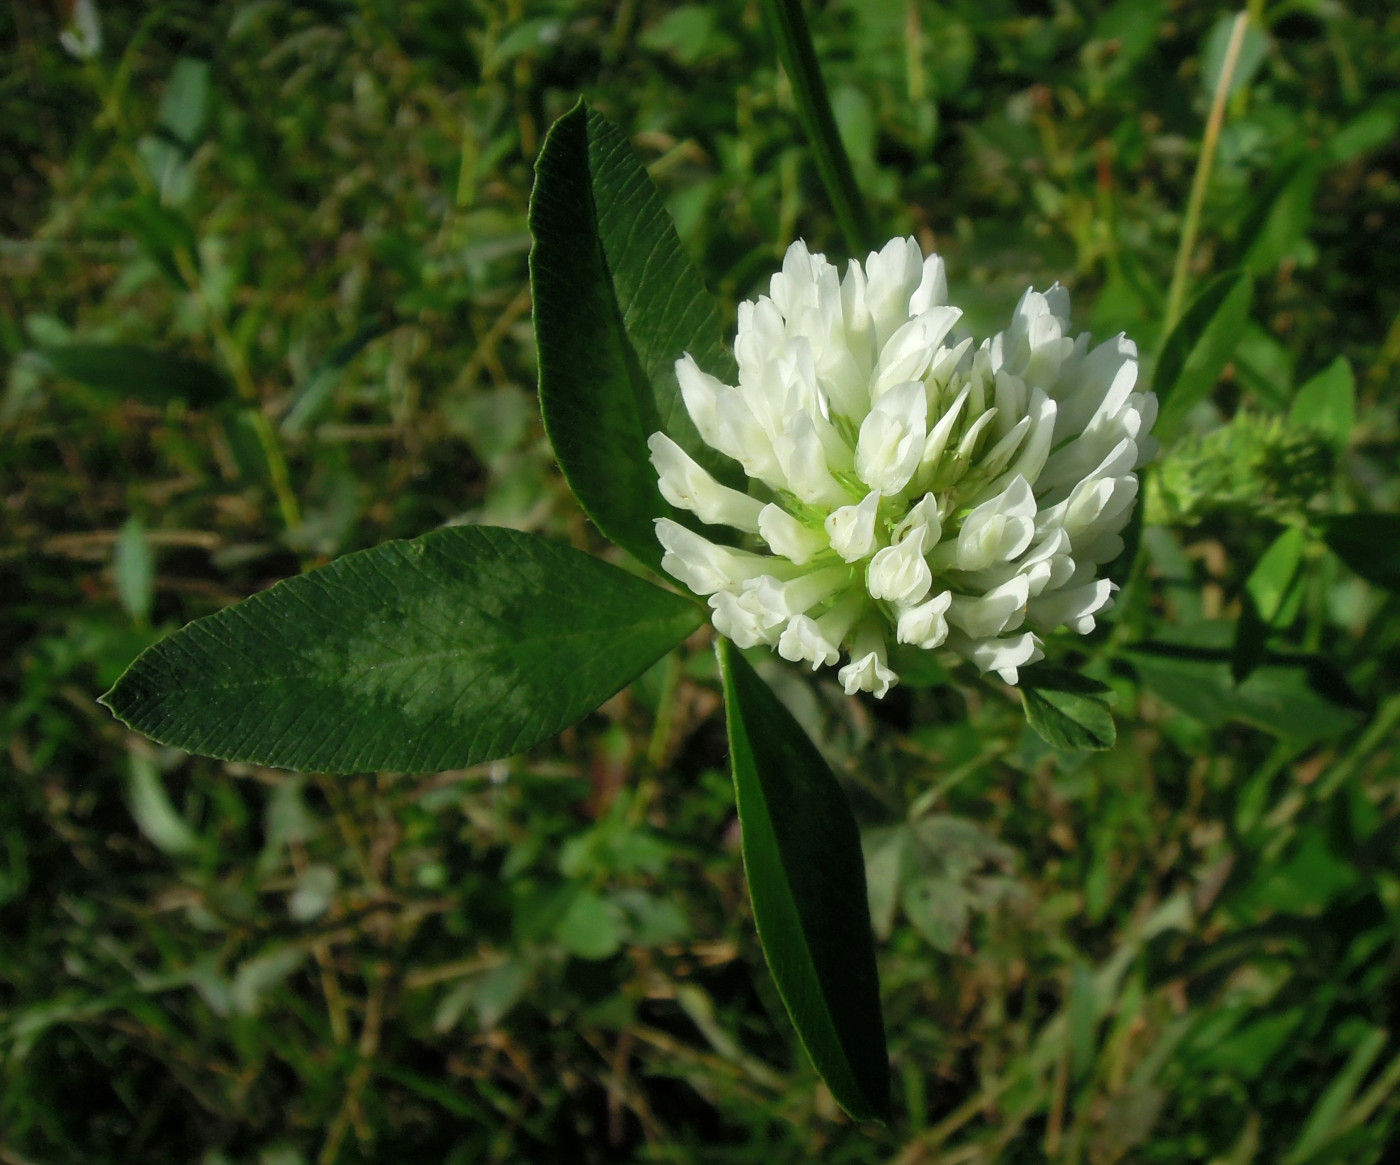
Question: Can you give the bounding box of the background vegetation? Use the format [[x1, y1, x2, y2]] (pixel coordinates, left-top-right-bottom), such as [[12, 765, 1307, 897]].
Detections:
[[3, 0, 1399, 1161]]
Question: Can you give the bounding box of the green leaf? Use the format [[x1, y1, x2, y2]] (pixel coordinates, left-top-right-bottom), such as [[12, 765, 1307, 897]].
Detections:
[[102, 525, 704, 773], [1328, 102, 1400, 164], [1126, 624, 1361, 742], [530, 100, 740, 570], [1153, 272, 1254, 441], [716, 640, 889, 1121], [158, 57, 213, 148], [1200, 13, 1269, 100], [1289, 357, 1355, 453], [553, 889, 623, 960], [113, 515, 156, 624], [1323, 514, 1400, 594], [1019, 665, 1116, 751], [126, 753, 200, 856], [1245, 526, 1306, 625], [37, 343, 234, 408]]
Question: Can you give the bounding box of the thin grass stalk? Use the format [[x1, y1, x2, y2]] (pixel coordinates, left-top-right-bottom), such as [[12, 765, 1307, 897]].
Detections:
[[1164, 11, 1250, 331]]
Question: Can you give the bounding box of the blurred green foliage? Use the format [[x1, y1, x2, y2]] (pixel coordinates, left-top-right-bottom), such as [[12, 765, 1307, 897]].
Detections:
[[3, 0, 1400, 1162]]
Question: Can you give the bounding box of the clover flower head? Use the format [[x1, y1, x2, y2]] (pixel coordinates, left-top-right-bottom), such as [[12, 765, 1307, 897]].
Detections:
[[650, 237, 1158, 696]]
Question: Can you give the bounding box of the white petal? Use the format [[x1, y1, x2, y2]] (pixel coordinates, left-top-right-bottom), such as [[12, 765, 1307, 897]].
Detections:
[[946, 575, 1031, 639], [773, 409, 848, 506], [896, 589, 952, 648], [749, 565, 851, 621], [675, 354, 725, 447], [838, 621, 898, 698], [778, 614, 841, 670], [855, 380, 927, 495], [864, 236, 925, 352], [867, 520, 933, 606], [935, 475, 1036, 572], [948, 629, 1044, 685], [825, 489, 881, 562], [709, 588, 782, 648], [908, 253, 949, 315], [758, 503, 829, 565], [872, 307, 962, 396], [648, 433, 763, 531], [1028, 578, 1116, 634], [655, 518, 779, 595]]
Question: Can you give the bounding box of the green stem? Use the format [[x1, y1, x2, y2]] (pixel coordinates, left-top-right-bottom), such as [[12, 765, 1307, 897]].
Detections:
[[1164, 11, 1250, 332], [758, 0, 874, 256]]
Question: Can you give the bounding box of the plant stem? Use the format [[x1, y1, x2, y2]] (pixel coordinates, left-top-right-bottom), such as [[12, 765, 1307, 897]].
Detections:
[[758, 0, 874, 256], [1165, 11, 1250, 332]]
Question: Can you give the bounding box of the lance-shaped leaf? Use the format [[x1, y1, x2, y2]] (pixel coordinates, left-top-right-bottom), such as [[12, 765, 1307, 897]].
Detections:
[[530, 100, 741, 571], [1020, 665, 1116, 751], [716, 640, 889, 1121], [37, 343, 234, 408], [1153, 272, 1253, 441], [102, 526, 704, 773]]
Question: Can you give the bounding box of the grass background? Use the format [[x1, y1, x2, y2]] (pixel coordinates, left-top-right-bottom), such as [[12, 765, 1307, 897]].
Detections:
[[3, 1, 1400, 1162]]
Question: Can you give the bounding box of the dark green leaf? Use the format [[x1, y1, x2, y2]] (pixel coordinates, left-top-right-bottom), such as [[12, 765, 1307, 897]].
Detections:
[[102, 525, 704, 773], [1200, 13, 1268, 100], [1245, 526, 1306, 624], [530, 101, 741, 570], [1230, 594, 1269, 686], [1153, 272, 1253, 441], [37, 344, 234, 408], [1241, 156, 1324, 276], [158, 57, 213, 148], [716, 641, 889, 1121], [1289, 357, 1355, 453], [99, 197, 198, 282], [1323, 514, 1400, 594], [1126, 624, 1362, 742], [1327, 101, 1400, 164], [1019, 665, 1116, 751]]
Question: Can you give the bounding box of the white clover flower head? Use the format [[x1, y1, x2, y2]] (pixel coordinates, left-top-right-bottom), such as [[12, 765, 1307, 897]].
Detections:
[[651, 236, 1158, 695]]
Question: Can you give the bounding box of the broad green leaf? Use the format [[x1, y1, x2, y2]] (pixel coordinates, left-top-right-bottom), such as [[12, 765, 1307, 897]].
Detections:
[[1153, 272, 1253, 441], [158, 57, 213, 147], [1092, 0, 1166, 67], [1200, 13, 1268, 100], [1289, 357, 1355, 453], [1245, 526, 1306, 625], [38, 343, 233, 408], [717, 640, 889, 1121], [1323, 514, 1400, 594], [1240, 155, 1324, 276], [102, 525, 704, 773], [530, 101, 740, 570], [553, 889, 623, 960], [1019, 665, 1116, 751], [1328, 102, 1400, 164], [1127, 624, 1361, 742]]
